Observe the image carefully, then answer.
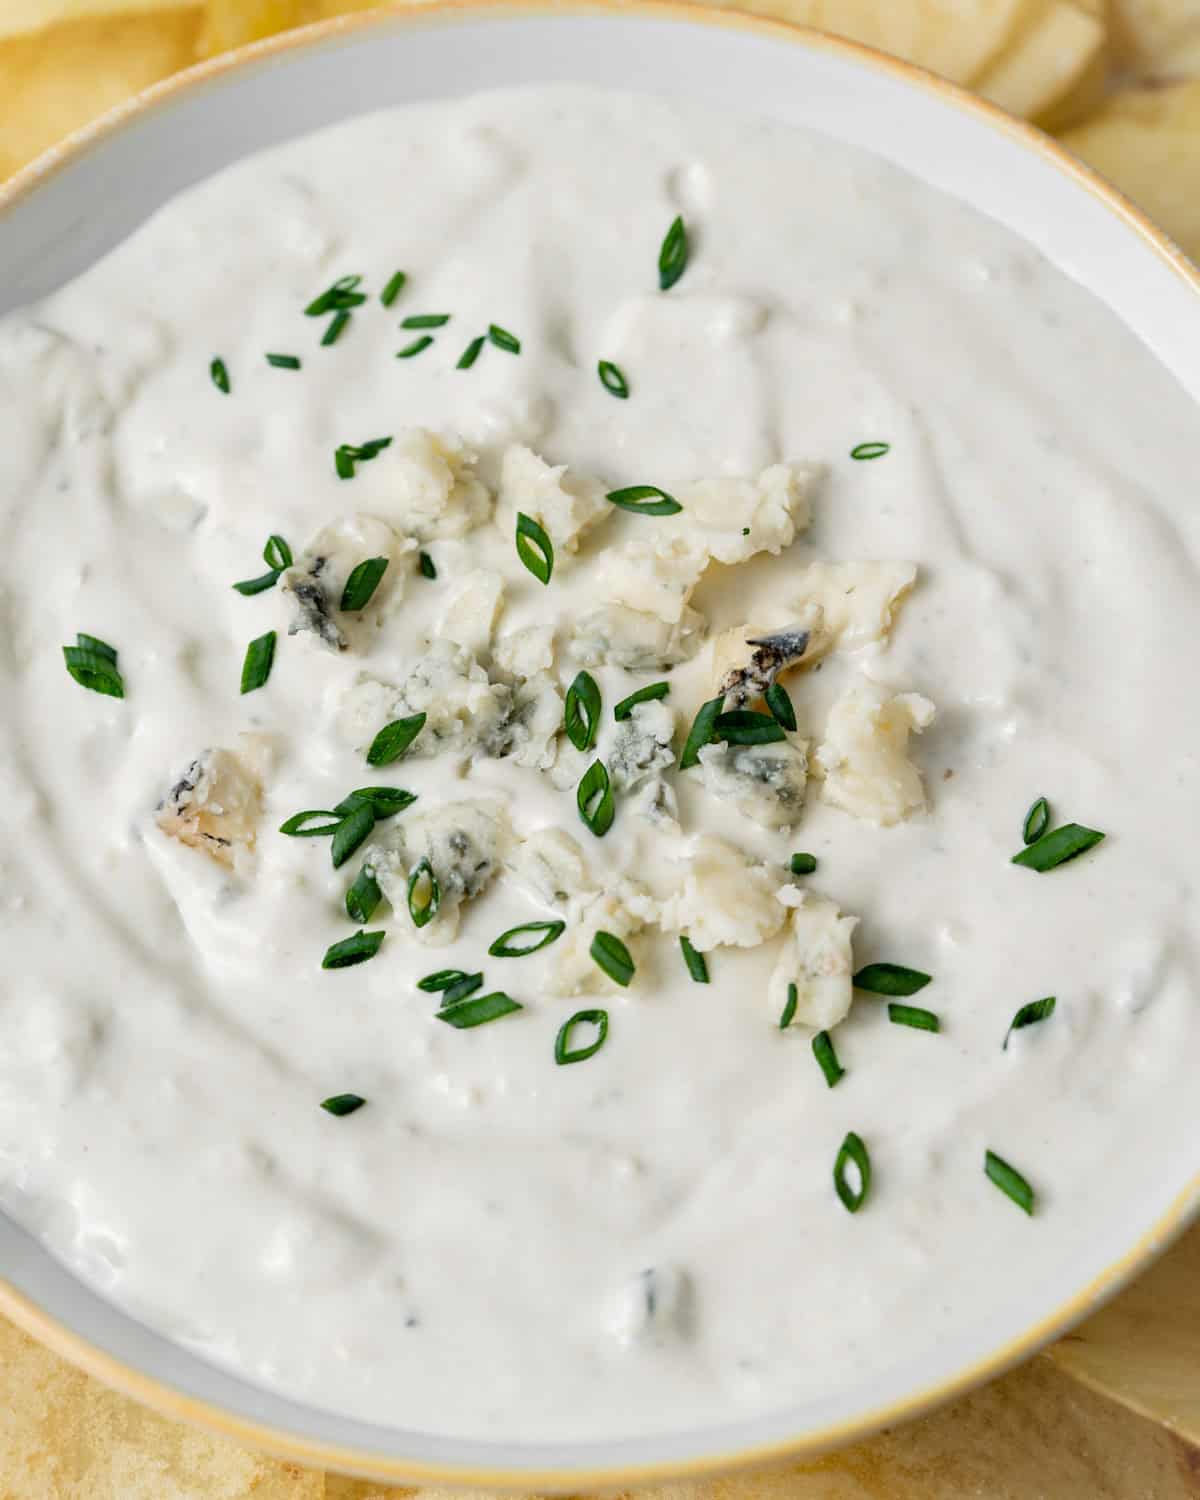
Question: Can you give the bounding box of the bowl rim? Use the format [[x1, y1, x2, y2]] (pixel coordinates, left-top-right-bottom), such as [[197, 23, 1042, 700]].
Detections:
[[1, 1, 1198, 1486]]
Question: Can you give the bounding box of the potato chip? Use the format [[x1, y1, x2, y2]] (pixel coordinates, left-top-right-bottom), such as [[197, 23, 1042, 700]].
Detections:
[[1110, 0, 1200, 75], [1060, 79, 1200, 263], [0, 10, 201, 182], [974, 1, 1107, 124], [0, 1, 191, 43], [198, 0, 303, 56]]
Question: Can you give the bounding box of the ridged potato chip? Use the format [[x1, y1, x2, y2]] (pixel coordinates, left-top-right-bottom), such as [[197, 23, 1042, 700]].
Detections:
[[1110, 0, 1200, 75]]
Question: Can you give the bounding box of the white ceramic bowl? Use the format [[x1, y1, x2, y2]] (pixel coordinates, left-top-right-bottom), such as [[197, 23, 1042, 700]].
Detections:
[[2, 4, 1198, 1486]]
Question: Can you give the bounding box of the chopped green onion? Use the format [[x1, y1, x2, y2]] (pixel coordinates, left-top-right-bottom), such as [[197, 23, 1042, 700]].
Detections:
[[239, 630, 276, 694], [598, 360, 629, 398], [407, 857, 440, 929], [577, 760, 615, 838], [397, 335, 433, 359], [334, 786, 416, 819], [334, 436, 392, 480], [888, 1003, 940, 1032], [657, 215, 688, 292], [265, 353, 301, 370], [419, 551, 436, 580], [1022, 796, 1050, 845], [680, 935, 709, 984], [1003, 996, 1056, 1050], [812, 1031, 845, 1088], [279, 810, 343, 837], [442, 972, 485, 1005], [1012, 823, 1105, 872], [232, 571, 278, 596], [345, 863, 382, 924], [515, 511, 554, 586], [366, 714, 426, 766], [321, 309, 351, 347], [321, 929, 385, 969], [605, 484, 682, 516], [779, 982, 798, 1029], [714, 709, 786, 746], [614, 682, 669, 720], [380, 270, 407, 308], [790, 853, 818, 875], [263, 535, 293, 571], [456, 335, 485, 369], [340, 556, 389, 612], [417, 969, 473, 994], [488, 323, 520, 354], [489, 920, 566, 958], [321, 1093, 366, 1116], [554, 1008, 609, 1065], [63, 635, 124, 698], [853, 963, 932, 997], [834, 1131, 871, 1212], [679, 695, 724, 769], [305, 274, 365, 317], [330, 800, 375, 870], [850, 442, 890, 461], [401, 313, 450, 329], [564, 670, 601, 752], [437, 990, 523, 1029], [590, 930, 634, 987], [984, 1149, 1035, 1215], [765, 681, 797, 732], [210, 357, 231, 394]]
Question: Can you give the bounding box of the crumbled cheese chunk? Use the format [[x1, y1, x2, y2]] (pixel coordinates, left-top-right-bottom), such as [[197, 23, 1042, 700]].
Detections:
[[494, 623, 555, 680], [608, 700, 676, 792], [815, 677, 936, 826], [388, 428, 491, 539], [570, 603, 704, 670], [495, 444, 610, 553], [712, 622, 813, 707], [337, 641, 510, 760], [506, 827, 595, 907], [789, 560, 917, 657], [437, 568, 505, 659], [696, 738, 809, 830], [280, 513, 415, 652], [371, 798, 509, 946], [155, 740, 269, 867], [769, 894, 859, 1030], [486, 675, 563, 770], [552, 887, 647, 995], [656, 835, 788, 951]]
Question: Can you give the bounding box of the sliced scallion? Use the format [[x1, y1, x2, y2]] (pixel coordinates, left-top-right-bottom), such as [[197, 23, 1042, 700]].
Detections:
[[598, 360, 629, 399], [605, 484, 682, 516], [614, 682, 669, 720], [555, 1008, 609, 1065], [834, 1131, 871, 1212], [440, 972, 484, 1005], [334, 787, 415, 819], [397, 335, 433, 359], [239, 630, 276, 694], [489, 920, 566, 958], [266, 353, 301, 370], [305, 274, 365, 317], [366, 713, 426, 766], [401, 313, 450, 329], [340, 556, 389, 612], [850, 442, 890, 461], [321, 929, 385, 969], [812, 1031, 845, 1088], [330, 800, 375, 870], [407, 857, 440, 929], [345, 863, 382, 924], [456, 335, 485, 369], [1012, 823, 1105, 872], [577, 760, 614, 837], [590, 930, 634, 987], [679, 695, 724, 769], [853, 963, 932, 997], [210, 357, 231, 394], [764, 681, 797, 732], [984, 1149, 1035, 1215], [321, 1093, 366, 1116], [714, 709, 786, 746], [515, 511, 554, 585], [417, 968, 472, 994], [437, 990, 523, 1029], [790, 853, 818, 875], [63, 634, 124, 698], [779, 982, 798, 1029], [680, 935, 709, 984], [419, 551, 436, 580], [488, 323, 520, 354], [658, 215, 688, 291], [380, 270, 407, 308], [279, 809, 343, 837], [321, 309, 351, 347], [1022, 796, 1050, 844], [1003, 996, 1056, 1050], [564, 670, 601, 752], [888, 1003, 940, 1032]]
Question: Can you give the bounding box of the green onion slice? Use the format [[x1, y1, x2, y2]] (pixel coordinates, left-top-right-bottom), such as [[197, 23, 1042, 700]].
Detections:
[[345, 863, 382, 924], [74, 633, 117, 664], [590, 930, 634, 987], [321, 929, 385, 969], [366, 714, 426, 766], [232, 571, 279, 596], [714, 709, 786, 746], [305, 274, 366, 317], [764, 681, 797, 731], [334, 787, 415, 819], [658, 215, 688, 291], [419, 551, 436, 580], [210, 357, 230, 394], [239, 630, 276, 694], [321, 309, 351, 347], [417, 968, 470, 993], [564, 670, 601, 752], [330, 800, 376, 870], [614, 682, 669, 720], [266, 353, 301, 370], [488, 323, 521, 354], [440, 972, 484, 1005], [790, 853, 818, 875], [605, 484, 682, 516], [577, 760, 615, 838], [812, 1031, 845, 1088], [779, 982, 798, 1029], [680, 935, 709, 984], [888, 1003, 940, 1032], [1022, 796, 1050, 845], [263, 535, 293, 571], [456, 335, 485, 369], [1012, 823, 1105, 872], [63, 636, 124, 698], [488, 920, 566, 958], [340, 556, 389, 612], [436, 991, 523, 1029], [834, 1131, 871, 1212], [515, 511, 554, 585], [984, 1149, 1035, 1215], [401, 313, 450, 329], [380, 270, 407, 308], [407, 857, 440, 929], [555, 1008, 609, 1065], [679, 695, 724, 769], [1003, 996, 1056, 1050], [279, 809, 343, 837], [334, 435, 392, 480], [853, 963, 932, 997], [850, 442, 890, 461], [598, 360, 629, 398], [397, 336, 433, 359], [320, 1093, 366, 1116]]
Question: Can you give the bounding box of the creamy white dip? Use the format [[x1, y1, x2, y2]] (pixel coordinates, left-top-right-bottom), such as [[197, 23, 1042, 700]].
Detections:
[[1, 85, 1199, 1441]]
